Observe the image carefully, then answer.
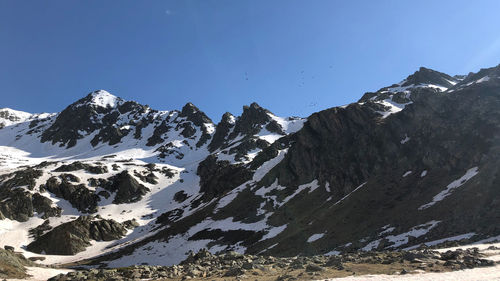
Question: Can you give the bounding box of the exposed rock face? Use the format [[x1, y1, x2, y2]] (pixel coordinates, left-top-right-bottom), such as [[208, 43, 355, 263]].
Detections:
[[146, 120, 172, 146], [43, 176, 101, 213], [39, 90, 210, 149], [246, 73, 500, 256], [197, 155, 253, 201], [0, 168, 61, 221], [27, 216, 127, 255], [208, 112, 235, 152], [155, 208, 184, 225], [358, 66, 459, 104], [179, 102, 213, 147], [104, 171, 150, 204], [259, 103, 380, 190], [0, 168, 43, 190], [54, 161, 108, 174], [28, 219, 53, 239], [133, 170, 158, 184], [231, 103, 278, 136], [401, 67, 457, 88], [0, 189, 34, 222], [90, 121, 130, 147], [32, 193, 62, 219], [123, 219, 139, 229], [455, 64, 500, 87], [208, 102, 285, 161], [40, 91, 123, 148], [0, 248, 33, 279]]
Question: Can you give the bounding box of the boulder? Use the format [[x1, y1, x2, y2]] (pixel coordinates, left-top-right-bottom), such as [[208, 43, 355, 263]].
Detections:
[[27, 216, 127, 255], [104, 171, 150, 204]]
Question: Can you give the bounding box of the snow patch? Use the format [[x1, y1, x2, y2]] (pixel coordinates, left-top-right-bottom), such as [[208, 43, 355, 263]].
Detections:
[[361, 239, 381, 251], [260, 224, 287, 241], [400, 134, 410, 144], [267, 114, 306, 134], [307, 233, 325, 243], [333, 182, 367, 206], [379, 226, 396, 236], [325, 250, 340, 256], [419, 167, 479, 210], [404, 233, 476, 250], [89, 90, 119, 108], [385, 220, 440, 248], [376, 99, 412, 119]]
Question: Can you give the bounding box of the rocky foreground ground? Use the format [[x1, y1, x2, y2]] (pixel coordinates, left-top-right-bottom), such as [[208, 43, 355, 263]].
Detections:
[[44, 245, 500, 281]]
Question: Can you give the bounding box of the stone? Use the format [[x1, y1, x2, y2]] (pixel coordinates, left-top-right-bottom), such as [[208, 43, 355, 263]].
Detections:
[[305, 264, 324, 272]]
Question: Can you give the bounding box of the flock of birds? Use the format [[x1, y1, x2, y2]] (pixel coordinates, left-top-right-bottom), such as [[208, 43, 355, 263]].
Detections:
[[242, 65, 333, 108]]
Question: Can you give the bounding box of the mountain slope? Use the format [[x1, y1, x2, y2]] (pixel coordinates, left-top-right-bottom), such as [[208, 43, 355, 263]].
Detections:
[[0, 64, 499, 268]]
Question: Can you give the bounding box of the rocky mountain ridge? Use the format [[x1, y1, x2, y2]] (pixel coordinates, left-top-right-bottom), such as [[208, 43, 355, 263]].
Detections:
[[0, 63, 499, 270]]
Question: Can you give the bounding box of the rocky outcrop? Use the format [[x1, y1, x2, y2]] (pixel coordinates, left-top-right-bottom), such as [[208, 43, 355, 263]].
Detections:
[[0, 179, 60, 221], [207, 103, 284, 159], [103, 171, 150, 204], [0, 248, 34, 279], [401, 67, 458, 88], [0, 168, 43, 190], [43, 176, 100, 213], [28, 219, 53, 239], [146, 120, 172, 146], [179, 103, 213, 147], [27, 216, 127, 255], [208, 112, 235, 152], [90, 125, 130, 146], [259, 103, 380, 190], [54, 161, 108, 174], [133, 170, 158, 184], [0, 189, 34, 222], [454, 63, 500, 88], [230, 103, 279, 138], [32, 193, 62, 219], [197, 155, 253, 201], [358, 67, 459, 103]]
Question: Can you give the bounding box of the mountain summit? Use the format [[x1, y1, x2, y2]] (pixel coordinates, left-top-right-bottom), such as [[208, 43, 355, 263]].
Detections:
[[83, 90, 121, 108]]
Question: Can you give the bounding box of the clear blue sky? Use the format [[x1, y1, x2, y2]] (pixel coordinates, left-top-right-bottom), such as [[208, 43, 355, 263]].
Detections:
[[2, 0, 500, 120]]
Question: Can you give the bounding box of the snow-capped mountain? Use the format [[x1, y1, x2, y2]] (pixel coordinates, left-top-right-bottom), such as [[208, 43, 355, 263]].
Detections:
[[0, 108, 34, 128], [0, 64, 499, 268]]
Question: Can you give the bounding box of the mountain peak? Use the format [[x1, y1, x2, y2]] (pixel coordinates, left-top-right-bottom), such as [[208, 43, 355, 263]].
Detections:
[[0, 108, 33, 128], [221, 112, 236, 124], [243, 102, 272, 115], [86, 90, 120, 108], [418, 66, 433, 72], [249, 102, 261, 108], [235, 102, 274, 133], [401, 67, 457, 88], [180, 102, 212, 126], [0, 107, 32, 117], [180, 102, 199, 115], [455, 63, 500, 87]]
